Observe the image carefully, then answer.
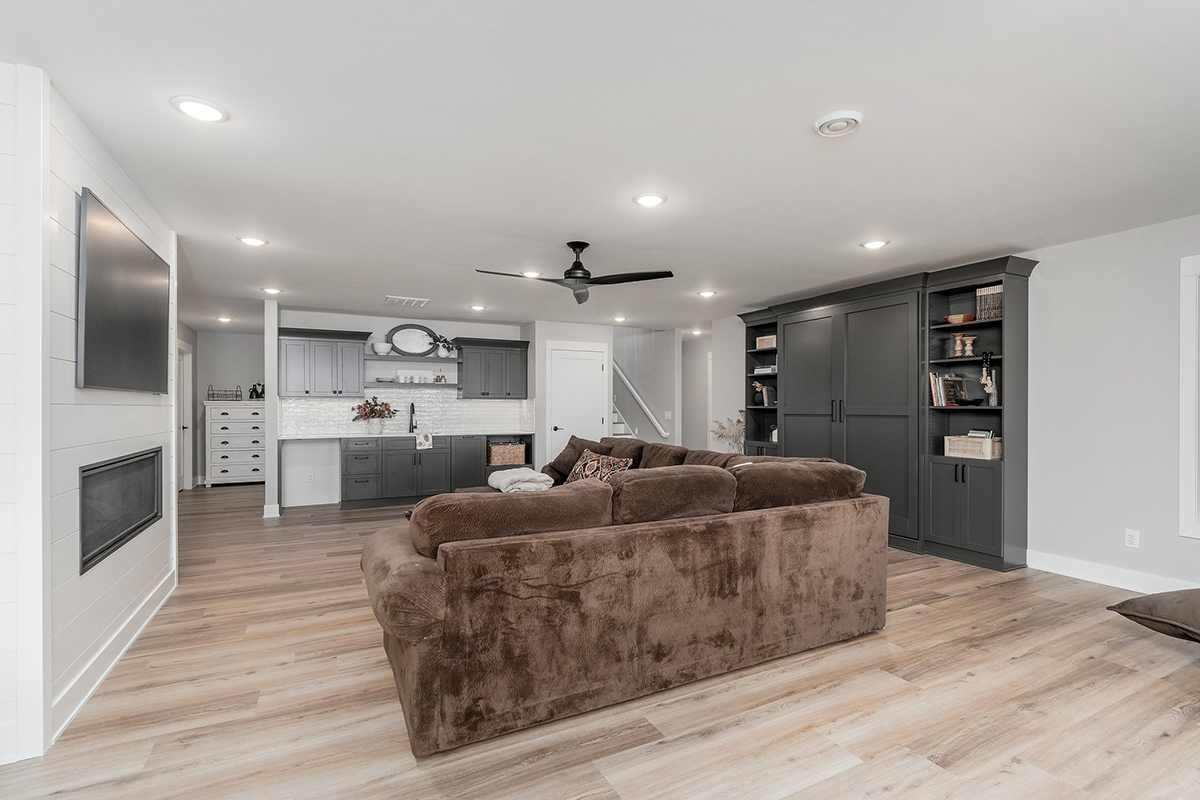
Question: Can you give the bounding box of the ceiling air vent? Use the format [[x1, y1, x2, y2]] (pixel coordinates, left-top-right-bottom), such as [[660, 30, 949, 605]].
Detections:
[[383, 295, 430, 308]]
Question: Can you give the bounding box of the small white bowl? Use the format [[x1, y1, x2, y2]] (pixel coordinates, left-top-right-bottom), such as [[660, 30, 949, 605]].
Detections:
[[372, 343, 393, 355]]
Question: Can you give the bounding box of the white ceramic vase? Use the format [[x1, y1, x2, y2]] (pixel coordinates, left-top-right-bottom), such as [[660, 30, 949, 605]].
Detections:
[[366, 419, 383, 435]]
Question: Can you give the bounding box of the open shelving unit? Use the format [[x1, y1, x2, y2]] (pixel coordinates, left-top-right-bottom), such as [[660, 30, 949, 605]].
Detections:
[[743, 318, 779, 455]]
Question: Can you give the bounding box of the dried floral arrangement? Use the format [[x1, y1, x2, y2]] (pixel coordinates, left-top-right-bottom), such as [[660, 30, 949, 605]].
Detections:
[[351, 396, 397, 421], [711, 410, 746, 453]]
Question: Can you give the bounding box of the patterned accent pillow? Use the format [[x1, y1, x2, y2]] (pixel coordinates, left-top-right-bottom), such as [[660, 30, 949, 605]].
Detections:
[[566, 449, 633, 484]]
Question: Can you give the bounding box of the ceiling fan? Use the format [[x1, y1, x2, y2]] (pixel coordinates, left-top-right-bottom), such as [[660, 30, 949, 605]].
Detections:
[[476, 241, 674, 304]]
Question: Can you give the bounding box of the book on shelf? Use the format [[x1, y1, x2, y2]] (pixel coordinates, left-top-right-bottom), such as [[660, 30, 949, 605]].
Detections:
[[967, 429, 995, 439], [752, 365, 778, 375], [976, 284, 1004, 320], [929, 372, 967, 407]]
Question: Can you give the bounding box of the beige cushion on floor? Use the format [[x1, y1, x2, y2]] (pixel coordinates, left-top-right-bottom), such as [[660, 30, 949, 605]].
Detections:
[[1108, 589, 1200, 643]]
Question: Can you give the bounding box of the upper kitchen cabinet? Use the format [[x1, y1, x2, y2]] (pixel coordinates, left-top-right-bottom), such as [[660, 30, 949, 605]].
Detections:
[[453, 338, 529, 399], [278, 329, 369, 397]]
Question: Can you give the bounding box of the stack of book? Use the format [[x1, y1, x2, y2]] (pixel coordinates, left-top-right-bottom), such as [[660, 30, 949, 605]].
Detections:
[[976, 284, 1003, 319], [752, 365, 778, 375], [928, 372, 966, 406]]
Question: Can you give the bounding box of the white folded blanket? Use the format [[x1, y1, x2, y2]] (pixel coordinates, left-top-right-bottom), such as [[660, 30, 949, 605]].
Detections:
[[488, 467, 554, 493]]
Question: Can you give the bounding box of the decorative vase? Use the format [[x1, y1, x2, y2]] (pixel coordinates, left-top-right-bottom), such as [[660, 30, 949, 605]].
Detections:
[[437, 343, 453, 358], [963, 336, 977, 357], [366, 418, 383, 435], [952, 333, 966, 358]]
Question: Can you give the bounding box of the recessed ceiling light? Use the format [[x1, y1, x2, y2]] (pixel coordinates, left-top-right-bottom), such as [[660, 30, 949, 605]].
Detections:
[[692, 330, 703, 335], [237, 236, 268, 246], [262, 288, 282, 294], [814, 110, 862, 138], [614, 317, 626, 322], [217, 317, 232, 323], [860, 240, 889, 250], [170, 96, 229, 122], [698, 291, 716, 298], [633, 193, 667, 207], [522, 271, 541, 278], [470, 305, 486, 311]]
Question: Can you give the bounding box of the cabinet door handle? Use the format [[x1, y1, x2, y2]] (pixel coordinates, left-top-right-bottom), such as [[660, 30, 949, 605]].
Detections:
[[954, 464, 960, 482], [839, 400, 845, 422], [354, 456, 368, 460], [962, 465, 968, 484], [831, 400, 836, 422], [354, 479, 368, 484]]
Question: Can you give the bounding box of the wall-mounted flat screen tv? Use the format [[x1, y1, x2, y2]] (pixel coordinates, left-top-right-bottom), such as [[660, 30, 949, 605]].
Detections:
[[76, 188, 170, 394]]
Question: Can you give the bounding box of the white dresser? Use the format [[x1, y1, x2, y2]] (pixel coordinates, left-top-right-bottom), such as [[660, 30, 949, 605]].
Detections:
[[205, 401, 267, 487]]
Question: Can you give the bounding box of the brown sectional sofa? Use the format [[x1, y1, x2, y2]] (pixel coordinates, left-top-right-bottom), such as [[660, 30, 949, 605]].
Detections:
[[361, 437, 888, 756]]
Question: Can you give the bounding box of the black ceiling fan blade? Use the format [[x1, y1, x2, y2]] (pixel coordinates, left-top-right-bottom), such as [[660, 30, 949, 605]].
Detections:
[[476, 269, 566, 283], [585, 270, 675, 286]]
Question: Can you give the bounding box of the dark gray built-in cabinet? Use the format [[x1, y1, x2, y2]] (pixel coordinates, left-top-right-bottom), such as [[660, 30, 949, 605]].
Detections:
[[278, 328, 368, 398], [454, 338, 528, 399], [740, 257, 1035, 571]]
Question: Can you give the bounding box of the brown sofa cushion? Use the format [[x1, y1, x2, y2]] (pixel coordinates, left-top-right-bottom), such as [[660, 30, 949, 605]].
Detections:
[[609, 464, 736, 525], [408, 479, 613, 557], [640, 442, 689, 469], [730, 460, 866, 511], [566, 449, 633, 483], [361, 526, 445, 641], [541, 464, 568, 485], [683, 449, 737, 469], [1108, 589, 1200, 643], [600, 437, 648, 468], [548, 435, 611, 477]]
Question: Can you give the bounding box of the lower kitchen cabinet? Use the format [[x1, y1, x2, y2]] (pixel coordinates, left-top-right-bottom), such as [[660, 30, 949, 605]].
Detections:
[[415, 449, 452, 495], [381, 451, 417, 497], [451, 436, 486, 489]]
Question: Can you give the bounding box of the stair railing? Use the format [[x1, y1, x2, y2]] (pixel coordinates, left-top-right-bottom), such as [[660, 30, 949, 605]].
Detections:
[[612, 362, 670, 439]]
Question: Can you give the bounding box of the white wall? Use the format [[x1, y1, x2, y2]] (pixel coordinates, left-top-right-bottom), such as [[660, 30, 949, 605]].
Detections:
[[195, 330, 264, 477], [0, 64, 178, 765], [612, 327, 681, 444], [1024, 215, 1200, 591], [681, 335, 712, 450], [711, 315, 745, 448]]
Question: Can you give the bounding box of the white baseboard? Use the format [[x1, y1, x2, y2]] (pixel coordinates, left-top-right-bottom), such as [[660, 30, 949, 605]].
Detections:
[[50, 570, 176, 741], [193, 475, 204, 488], [263, 504, 280, 518], [1026, 550, 1200, 595]]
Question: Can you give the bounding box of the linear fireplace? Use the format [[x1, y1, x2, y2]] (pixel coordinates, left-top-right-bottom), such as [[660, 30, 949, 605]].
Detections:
[[80, 447, 163, 573]]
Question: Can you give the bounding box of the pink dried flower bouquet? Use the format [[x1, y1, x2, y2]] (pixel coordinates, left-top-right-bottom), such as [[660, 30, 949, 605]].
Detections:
[[351, 396, 397, 421]]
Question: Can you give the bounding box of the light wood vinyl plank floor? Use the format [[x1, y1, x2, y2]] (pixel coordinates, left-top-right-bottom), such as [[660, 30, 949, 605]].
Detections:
[[2, 484, 1199, 799]]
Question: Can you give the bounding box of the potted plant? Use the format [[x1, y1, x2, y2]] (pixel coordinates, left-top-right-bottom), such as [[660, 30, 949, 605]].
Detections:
[[711, 410, 746, 453], [352, 396, 396, 435], [433, 334, 455, 358]]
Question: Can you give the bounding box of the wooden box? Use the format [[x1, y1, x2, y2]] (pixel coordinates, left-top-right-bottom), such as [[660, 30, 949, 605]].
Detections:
[[487, 443, 526, 466], [944, 436, 1002, 461], [755, 335, 777, 349]]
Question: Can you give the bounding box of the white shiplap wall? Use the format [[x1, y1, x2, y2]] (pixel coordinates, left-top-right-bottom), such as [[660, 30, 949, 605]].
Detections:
[[40, 78, 178, 740], [0, 61, 20, 763]]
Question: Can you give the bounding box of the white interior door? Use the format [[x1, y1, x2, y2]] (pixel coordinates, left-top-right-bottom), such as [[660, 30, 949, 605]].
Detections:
[[547, 345, 607, 456], [176, 348, 193, 491]]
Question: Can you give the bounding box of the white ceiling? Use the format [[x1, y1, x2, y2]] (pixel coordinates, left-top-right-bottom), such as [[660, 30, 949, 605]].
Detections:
[[4, 1, 1200, 334]]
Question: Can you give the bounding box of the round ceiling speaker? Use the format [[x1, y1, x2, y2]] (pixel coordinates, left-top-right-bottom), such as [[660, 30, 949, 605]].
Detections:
[[814, 110, 863, 137]]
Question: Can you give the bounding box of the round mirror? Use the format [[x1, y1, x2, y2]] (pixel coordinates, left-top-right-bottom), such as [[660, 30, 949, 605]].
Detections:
[[386, 324, 438, 356]]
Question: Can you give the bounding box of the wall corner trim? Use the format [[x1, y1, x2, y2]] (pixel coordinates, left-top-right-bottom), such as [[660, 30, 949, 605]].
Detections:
[[263, 504, 281, 519]]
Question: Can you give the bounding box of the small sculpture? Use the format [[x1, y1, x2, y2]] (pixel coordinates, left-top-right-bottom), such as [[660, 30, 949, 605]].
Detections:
[[953, 333, 966, 358], [248, 381, 265, 400], [980, 352, 999, 406], [962, 336, 977, 357]]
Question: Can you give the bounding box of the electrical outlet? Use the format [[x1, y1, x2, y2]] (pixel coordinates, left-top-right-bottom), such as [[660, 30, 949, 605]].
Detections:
[[1125, 528, 1140, 548], [664, 411, 673, 420], [307, 472, 314, 483]]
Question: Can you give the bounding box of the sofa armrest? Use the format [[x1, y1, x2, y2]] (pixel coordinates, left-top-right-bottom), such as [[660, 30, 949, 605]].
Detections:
[[361, 526, 445, 642]]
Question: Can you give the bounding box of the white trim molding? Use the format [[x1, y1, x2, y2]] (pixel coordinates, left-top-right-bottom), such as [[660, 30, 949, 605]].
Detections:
[[1028, 550, 1200, 595], [1179, 254, 1200, 539]]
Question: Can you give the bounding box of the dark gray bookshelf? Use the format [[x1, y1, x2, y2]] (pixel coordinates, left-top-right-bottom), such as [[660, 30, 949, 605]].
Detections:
[[742, 315, 779, 454]]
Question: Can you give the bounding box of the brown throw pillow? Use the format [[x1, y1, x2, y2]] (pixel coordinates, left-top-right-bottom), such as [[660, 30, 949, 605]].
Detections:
[[730, 460, 866, 511], [609, 464, 735, 525], [1108, 589, 1200, 643], [548, 435, 611, 477], [566, 449, 633, 484], [600, 437, 648, 468], [683, 449, 737, 469]]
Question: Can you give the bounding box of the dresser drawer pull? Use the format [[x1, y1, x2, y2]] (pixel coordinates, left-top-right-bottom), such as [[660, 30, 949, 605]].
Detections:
[[220, 455, 230, 460], [220, 440, 229, 445], [220, 411, 230, 416], [353, 479, 368, 483], [353, 456, 368, 460], [252, 468, 260, 473], [251, 425, 261, 430], [220, 469, 229, 474], [251, 439, 261, 444], [251, 454, 261, 458], [251, 411, 261, 416], [219, 426, 229, 431]]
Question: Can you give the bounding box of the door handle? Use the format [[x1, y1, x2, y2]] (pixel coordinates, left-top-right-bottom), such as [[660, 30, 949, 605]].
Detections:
[[839, 400, 845, 422], [962, 465, 968, 484], [552, 426, 562, 431], [954, 464, 960, 482], [182, 426, 189, 431], [831, 401, 836, 422]]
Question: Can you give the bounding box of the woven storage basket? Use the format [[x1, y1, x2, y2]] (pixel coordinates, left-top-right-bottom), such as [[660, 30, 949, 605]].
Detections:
[[488, 443, 526, 466], [944, 436, 1002, 461]]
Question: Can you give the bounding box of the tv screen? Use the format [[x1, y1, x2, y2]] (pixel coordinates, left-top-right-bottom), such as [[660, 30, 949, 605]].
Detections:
[[76, 188, 171, 394]]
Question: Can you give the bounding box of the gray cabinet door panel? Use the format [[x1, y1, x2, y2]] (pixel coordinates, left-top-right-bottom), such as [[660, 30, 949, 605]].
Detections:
[[338, 342, 364, 397], [504, 349, 528, 398], [310, 342, 339, 396], [483, 350, 506, 397], [279, 340, 309, 397], [342, 475, 380, 501], [342, 453, 379, 475], [926, 458, 960, 547], [452, 436, 486, 489], [382, 452, 417, 498], [962, 461, 1003, 556], [844, 415, 914, 539], [779, 314, 835, 458], [416, 449, 452, 495], [461, 349, 485, 398]]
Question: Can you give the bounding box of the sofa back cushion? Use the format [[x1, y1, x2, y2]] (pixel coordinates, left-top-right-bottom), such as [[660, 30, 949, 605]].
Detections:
[[408, 479, 613, 557], [566, 449, 633, 483], [683, 449, 737, 469], [548, 435, 611, 477], [730, 461, 866, 512], [600, 436, 648, 468], [609, 464, 736, 525], [640, 442, 689, 469]]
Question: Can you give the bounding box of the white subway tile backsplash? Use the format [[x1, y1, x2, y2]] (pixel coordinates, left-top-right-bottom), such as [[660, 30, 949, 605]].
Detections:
[[281, 389, 535, 438]]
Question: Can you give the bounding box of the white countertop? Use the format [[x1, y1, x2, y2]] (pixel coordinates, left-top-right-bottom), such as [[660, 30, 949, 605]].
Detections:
[[279, 431, 534, 441]]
